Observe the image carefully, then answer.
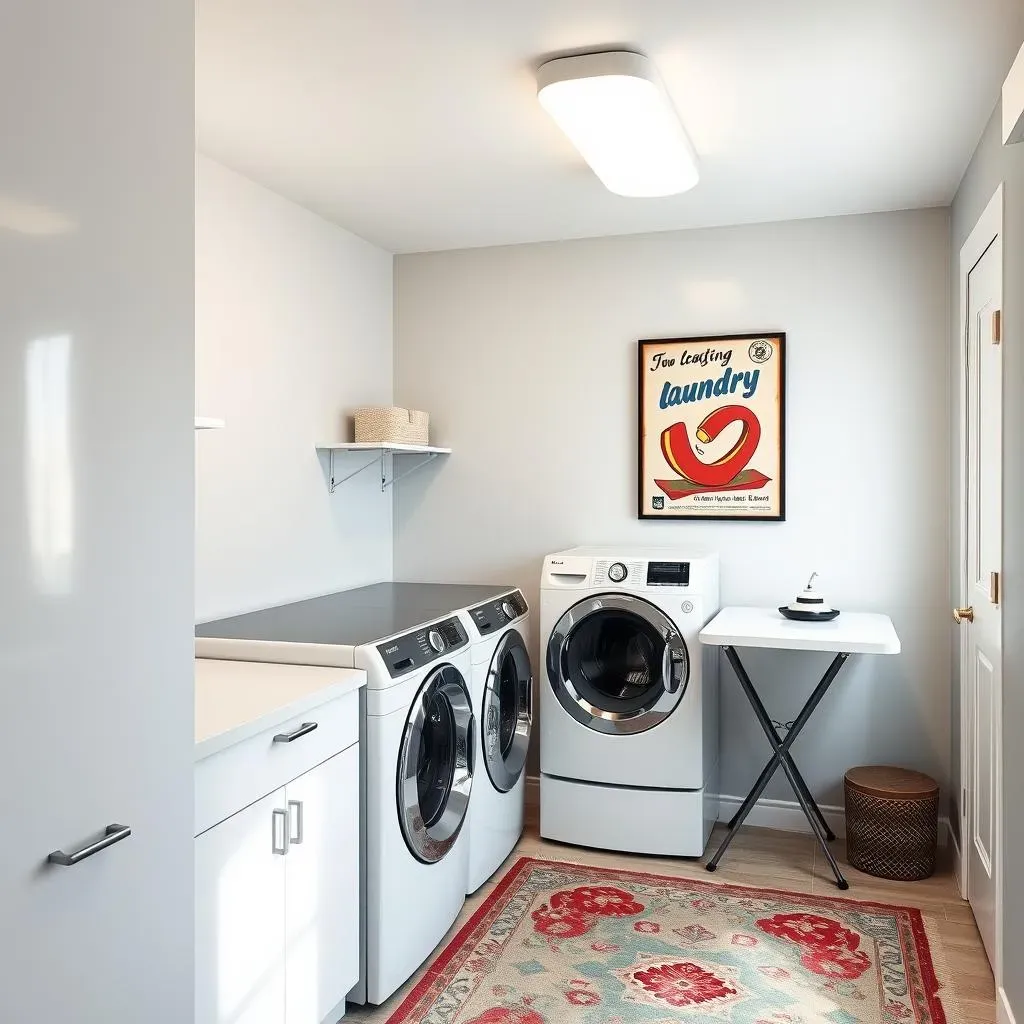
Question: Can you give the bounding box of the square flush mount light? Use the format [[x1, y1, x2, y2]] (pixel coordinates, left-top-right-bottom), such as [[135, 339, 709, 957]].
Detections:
[[537, 50, 699, 198]]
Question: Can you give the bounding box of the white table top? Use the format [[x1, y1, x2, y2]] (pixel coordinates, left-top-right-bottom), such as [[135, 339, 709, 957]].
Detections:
[[699, 606, 901, 655], [195, 658, 365, 761]]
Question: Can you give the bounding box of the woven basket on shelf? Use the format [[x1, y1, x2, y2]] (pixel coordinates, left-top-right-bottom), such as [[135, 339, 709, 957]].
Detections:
[[844, 766, 939, 881], [352, 406, 429, 445]]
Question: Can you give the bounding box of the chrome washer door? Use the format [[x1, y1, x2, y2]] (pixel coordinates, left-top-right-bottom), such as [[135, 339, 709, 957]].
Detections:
[[397, 664, 474, 864], [546, 593, 689, 736], [482, 628, 532, 793]]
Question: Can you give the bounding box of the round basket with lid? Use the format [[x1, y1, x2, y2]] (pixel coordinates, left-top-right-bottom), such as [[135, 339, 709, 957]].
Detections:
[[844, 766, 939, 881]]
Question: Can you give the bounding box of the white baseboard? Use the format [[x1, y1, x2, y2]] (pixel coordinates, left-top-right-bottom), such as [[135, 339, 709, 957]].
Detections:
[[525, 774, 540, 809], [999, 987, 1016, 1024], [718, 793, 848, 838], [717, 793, 950, 846], [949, 826, 964, 897]]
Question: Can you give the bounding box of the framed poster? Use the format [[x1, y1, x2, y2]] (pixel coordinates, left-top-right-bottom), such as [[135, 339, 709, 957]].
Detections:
[[638, 333, 786, 521]]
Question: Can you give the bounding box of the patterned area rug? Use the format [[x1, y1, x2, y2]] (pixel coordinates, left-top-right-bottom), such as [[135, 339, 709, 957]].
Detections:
[[386, 857, 953, 1024]]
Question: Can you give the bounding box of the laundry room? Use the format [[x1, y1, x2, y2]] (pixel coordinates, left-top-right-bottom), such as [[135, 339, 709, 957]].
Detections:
[[188, 3, 1016, 1021], [9, 3, 1024, 1024]]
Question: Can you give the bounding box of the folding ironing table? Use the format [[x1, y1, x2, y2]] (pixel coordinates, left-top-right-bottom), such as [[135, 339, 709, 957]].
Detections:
[[699, 606, 901, 889]]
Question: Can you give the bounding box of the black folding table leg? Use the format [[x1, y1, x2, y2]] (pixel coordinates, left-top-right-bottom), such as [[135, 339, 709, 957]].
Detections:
[[707, 648, 851, 889], [730, 754, 832, 840], [735, 652, 850, 841]]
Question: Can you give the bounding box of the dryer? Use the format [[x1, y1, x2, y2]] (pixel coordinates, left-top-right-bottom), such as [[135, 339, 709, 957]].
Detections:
[[356, 615, 474, 1005], [195, 582, 514, 1006], [459, 589, 532, 894], [539, 547, 720, 857]]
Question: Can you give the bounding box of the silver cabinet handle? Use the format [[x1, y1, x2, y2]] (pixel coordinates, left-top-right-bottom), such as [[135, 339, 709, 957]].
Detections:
[[48, 824, 131, 866], [271, 808, 289, 856], [273, 722, 317, 744], [288, 800, 304, 845]]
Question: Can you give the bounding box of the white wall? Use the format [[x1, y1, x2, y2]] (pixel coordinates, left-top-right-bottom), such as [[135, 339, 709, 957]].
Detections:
[[196, 157, 393, 621], [394, 209, 951, 798]]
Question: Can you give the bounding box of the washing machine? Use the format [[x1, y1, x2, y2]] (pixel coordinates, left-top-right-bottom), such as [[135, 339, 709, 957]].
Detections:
[[195, 582, 513, 1006], [539, 547, 720, 857], [355, 614, 474, 1005], [459, 589, 532, 894]]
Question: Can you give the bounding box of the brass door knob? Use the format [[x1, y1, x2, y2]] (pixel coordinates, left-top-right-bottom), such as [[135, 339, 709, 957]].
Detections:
[[953, 606, 974, 624]]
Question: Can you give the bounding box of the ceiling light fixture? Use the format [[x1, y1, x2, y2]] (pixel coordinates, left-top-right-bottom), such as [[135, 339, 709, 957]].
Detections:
[[537, 50, 699, 199]]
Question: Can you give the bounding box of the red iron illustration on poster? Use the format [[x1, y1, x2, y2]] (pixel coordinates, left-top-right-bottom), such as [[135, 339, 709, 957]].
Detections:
[[638, 334, 785, 521]]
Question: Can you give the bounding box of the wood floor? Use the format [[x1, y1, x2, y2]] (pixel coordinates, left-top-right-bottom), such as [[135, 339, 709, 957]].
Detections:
[[350, 808, 995, 1024]]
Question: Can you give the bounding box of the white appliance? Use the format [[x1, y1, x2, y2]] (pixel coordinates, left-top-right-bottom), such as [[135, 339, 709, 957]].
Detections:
[[355, 616, 474, 1005], [195, 582, 512, 1006], [459, 590, 533, 894], [539, 547, 720, 856]]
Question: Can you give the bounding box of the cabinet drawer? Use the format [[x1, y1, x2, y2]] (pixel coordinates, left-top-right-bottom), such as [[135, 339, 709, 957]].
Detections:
[[195, 690, 359, 836]]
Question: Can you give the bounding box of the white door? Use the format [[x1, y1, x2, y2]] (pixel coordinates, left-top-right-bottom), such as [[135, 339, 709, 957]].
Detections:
[[0, 2, 194, 1019], [285, 747, 361, 1024], [196, 791, 289, 1024], [960, 200, 1003, 969]]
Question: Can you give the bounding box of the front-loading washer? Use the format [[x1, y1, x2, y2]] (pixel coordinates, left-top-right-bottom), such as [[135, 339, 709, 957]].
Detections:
[[195, 582, 515, 1006], [355, 615, 474, 1005], [459, 589, 532, 894], [539, 547, 720, 856]]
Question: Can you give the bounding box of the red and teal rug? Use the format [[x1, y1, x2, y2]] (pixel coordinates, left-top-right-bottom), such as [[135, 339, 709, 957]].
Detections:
[[387, 857, 954, 1024]]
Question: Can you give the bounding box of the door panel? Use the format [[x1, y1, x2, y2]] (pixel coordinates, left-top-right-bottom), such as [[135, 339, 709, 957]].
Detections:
[[398, 666, 474, 863], [483, 630, 532, 792], [0, 2, 194, 1019], [963, 234, 1001, 968], [285, 747, 360, 1024], [195, 791, 287, 1024], [547, 594, 688, 735]]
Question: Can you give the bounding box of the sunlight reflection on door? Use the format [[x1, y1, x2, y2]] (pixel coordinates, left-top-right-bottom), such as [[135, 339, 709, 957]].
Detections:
[[25, 334, 74, 595]]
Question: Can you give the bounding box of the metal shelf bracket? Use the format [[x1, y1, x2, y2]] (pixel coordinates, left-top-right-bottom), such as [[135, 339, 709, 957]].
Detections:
[[382, 452, 442, 491], [327, 449, 444, 493], [328, 451, 382, 493]]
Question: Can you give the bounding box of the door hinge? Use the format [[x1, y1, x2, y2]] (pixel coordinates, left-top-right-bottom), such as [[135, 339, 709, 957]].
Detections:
[[991, 571, 1000, 605], [993, 309, 1002, 345]]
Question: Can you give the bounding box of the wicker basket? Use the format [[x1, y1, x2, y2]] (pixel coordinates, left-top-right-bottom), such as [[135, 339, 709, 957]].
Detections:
[[352, 406, 429, 445], [844, 766, 939, 881]]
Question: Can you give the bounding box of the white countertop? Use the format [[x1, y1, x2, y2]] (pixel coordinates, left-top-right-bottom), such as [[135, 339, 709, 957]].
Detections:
[[195, 659, 365, 761], [699, 606, 901, 655]]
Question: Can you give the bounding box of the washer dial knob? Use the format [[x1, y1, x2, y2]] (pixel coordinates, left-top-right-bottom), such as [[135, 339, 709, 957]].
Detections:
[[501, 600, 516, 620], [427, 629, 445, 652], [608, 562, 628, 583]]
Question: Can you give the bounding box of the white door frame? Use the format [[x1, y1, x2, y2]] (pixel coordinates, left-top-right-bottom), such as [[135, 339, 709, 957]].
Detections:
[[956, 183, 1003, 989]]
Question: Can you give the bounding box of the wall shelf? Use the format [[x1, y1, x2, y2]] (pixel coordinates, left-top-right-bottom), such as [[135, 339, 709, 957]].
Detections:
[[195, 417, 226, 430], [316, 443, 451, 493]]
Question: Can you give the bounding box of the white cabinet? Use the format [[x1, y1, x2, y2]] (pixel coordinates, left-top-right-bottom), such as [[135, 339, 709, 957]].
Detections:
[[1, 2, 195, 1020], [285, 747, 360, 1024], [196, 791, 288, 1024], [194, 670, 362, 1024]]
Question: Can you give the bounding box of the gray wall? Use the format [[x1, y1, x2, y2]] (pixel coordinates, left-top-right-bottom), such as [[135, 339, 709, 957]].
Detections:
[[394, 210, 952, 803], [951, 102, 1024, 1007]]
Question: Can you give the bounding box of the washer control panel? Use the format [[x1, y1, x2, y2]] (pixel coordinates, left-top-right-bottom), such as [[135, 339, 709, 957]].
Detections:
[[377, 615, 468, 678], [467, 589, 528, 636], [592, 559, 691, 588]]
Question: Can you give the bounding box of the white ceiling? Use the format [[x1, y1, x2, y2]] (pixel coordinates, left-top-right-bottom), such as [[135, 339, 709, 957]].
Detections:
[[197, 0, 1024, 254]]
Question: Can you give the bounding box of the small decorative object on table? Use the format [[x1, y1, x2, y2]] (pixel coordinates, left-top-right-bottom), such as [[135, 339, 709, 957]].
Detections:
[[779, 572, 840, 621], [352, 406, 429, 445], [845, 766, 939, 880]]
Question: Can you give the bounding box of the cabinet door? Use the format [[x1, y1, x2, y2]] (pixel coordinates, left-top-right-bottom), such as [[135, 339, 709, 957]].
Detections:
[[0, 3, 194, 1020], [285, 746, 360, 1024], [196, 790, 289, 1024]]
